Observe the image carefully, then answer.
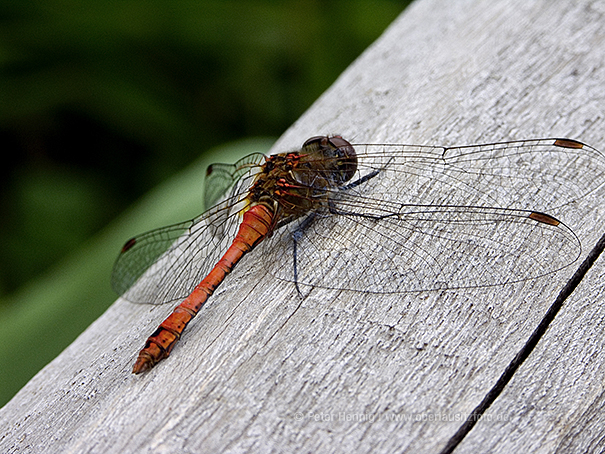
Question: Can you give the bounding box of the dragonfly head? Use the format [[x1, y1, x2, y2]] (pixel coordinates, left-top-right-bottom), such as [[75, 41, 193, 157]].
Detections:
[[301, 135, 358, 185]]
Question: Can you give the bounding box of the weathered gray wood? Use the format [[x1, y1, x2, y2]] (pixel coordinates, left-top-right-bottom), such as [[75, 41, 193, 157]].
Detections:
[[2, 0, 605, 453]]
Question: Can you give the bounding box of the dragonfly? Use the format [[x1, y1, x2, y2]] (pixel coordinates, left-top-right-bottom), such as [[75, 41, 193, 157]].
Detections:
[[112, 135, 605, 374]]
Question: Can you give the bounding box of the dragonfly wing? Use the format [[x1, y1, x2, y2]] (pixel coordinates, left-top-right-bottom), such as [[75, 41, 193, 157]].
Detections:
[[204, 153, 265, 210], [259, 203, 579, 293], [112, 219, 195, 297], [351, 138, 605, 220], [113, 153, 265, 305], [112, 196, 247, 304]]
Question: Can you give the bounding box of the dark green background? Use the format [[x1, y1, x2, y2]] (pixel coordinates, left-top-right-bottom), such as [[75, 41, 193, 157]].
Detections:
[[0, 0, 410, 407]]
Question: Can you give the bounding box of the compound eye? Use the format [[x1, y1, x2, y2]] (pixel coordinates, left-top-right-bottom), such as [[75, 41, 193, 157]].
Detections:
[[299, 135, 358, 185]]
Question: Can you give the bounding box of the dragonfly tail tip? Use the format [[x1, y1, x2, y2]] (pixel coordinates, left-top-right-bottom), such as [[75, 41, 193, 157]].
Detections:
[[132, 353, 156, 374]]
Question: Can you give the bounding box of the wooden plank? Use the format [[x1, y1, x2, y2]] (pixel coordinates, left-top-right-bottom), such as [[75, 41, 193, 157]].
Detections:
[[2, 0, 605, 453]]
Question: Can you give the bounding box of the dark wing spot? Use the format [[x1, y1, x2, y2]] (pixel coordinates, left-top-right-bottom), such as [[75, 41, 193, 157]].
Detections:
[[529, 211, 560, 226], [554, 138, 584, 149], [121, 237, 137, 253]]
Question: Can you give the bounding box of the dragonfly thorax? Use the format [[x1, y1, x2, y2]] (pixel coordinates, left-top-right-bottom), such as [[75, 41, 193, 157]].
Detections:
[[247, 136, 358, 218]]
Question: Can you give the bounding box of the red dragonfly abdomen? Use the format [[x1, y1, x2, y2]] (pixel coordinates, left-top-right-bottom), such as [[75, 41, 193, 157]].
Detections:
[[132, 203, 275, 374]]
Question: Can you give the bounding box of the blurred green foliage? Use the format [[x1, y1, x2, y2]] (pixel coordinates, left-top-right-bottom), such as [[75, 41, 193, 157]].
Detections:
[[0, 0, 409, 299], [0, 0, 410, 406]]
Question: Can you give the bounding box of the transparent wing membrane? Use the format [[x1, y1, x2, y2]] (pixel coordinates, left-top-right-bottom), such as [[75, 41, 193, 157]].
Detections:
[[203, 152, 265, 210]]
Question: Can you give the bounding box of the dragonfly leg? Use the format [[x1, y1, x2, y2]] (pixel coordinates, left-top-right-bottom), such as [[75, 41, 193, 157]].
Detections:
[[339, 169, 380, 191]]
